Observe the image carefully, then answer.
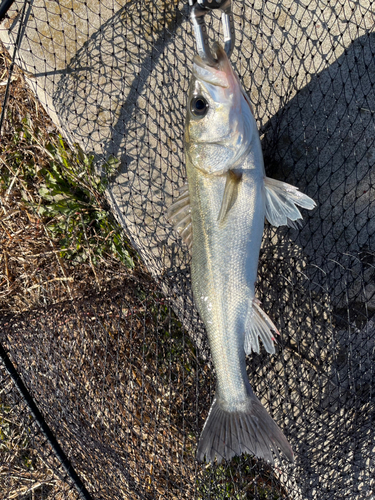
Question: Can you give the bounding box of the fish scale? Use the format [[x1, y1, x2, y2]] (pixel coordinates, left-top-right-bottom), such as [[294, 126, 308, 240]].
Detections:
[[190, 171, 262, 406], [168, 42, 315, 464]]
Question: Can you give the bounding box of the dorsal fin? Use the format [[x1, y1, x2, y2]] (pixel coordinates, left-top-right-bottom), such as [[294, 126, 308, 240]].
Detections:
[[167, 185, 193, 250]]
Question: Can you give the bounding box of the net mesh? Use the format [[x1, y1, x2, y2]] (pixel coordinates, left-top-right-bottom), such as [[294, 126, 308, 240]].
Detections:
[[0, 0, 374, 498], [0, 363, 80, 499]]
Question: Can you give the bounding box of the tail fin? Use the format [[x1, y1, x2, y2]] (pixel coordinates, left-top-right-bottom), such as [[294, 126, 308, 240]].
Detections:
[[197, 391, 294, 465]]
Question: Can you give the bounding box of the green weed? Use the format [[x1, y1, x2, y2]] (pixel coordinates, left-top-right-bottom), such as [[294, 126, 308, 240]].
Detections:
[[2, 116, 134, 268]]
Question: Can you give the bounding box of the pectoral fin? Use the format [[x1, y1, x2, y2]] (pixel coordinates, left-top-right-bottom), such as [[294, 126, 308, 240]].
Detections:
[[167, 184, 193, 250], [264, 177, 316, 227], [218, 170, 242, 222]]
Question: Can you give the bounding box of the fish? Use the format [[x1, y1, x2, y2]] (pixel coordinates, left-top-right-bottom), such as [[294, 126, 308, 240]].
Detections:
[[168, 43, 316, 464]]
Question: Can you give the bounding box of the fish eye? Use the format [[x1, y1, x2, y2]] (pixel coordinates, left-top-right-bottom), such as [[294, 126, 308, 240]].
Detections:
[[190, 96, 208, 117]]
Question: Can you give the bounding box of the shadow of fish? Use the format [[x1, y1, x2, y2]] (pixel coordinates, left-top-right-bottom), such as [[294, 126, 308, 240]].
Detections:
[[168, 43, 315, 465]]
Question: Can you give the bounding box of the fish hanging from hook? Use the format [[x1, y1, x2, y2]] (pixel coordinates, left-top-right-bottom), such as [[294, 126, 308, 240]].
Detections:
[[190, 0, 235, 66]]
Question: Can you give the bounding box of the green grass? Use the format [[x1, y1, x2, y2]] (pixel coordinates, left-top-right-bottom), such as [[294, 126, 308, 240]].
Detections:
[[2, 115, 134, 269]]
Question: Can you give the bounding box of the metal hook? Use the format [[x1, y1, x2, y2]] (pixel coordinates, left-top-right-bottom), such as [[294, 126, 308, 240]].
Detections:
[[190, 0, 235, 66]]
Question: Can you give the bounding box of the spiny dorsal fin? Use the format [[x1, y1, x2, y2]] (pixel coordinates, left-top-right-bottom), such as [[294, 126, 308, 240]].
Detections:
[[264, 177, 316, 228], [167, 184, 193, 250], [217, 170, 242, 222]]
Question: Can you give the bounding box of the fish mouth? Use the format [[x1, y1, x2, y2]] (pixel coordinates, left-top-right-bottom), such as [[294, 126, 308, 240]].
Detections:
[[194, 43, 255, 117], [194, 43, 227, 68], [193, 43, 233, 88], [211, 43, 229, 65]]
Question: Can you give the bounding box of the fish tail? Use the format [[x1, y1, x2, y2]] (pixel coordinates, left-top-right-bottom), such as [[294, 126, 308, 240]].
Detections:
[[197, 390, 294, 465]]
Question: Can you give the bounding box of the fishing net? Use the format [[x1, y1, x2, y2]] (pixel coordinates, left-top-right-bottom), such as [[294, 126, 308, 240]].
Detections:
[[0, 0, 374, 498]]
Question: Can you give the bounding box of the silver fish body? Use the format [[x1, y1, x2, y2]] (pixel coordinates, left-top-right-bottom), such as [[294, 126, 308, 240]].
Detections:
[[188, 163, 264, 400], [168, 44, 315, 464]]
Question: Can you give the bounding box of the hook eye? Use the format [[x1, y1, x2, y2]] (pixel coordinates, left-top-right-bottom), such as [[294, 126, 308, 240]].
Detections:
[[190, 0, 235, 65]]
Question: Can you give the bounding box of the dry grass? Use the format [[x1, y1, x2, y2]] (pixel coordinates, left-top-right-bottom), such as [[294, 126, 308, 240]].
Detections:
[[0, 359, 123, 500], [0, 40, 138, 500], [0, 370, 79, 500], [0, 272, 202, 500], [0, 42, 138, 316]]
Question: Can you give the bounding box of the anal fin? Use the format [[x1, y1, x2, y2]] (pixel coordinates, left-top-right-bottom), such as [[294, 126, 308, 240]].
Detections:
[[245, 299, 279, 355]]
